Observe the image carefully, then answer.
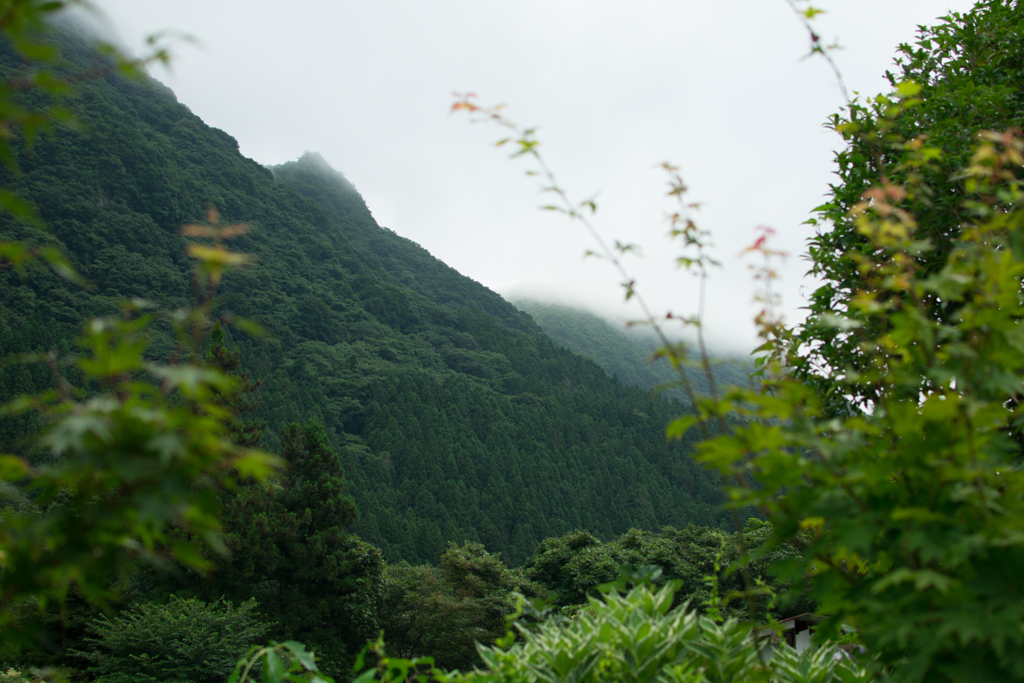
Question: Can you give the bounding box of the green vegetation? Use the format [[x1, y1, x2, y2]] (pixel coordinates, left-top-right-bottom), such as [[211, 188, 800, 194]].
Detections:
[[448, 2, 1024, 680], [0, 26, 727, 572], [0, 15, 735, 678], [74, 596, 267, 683], [448, 581, 869, 683], [680, 2, 1024, 679], [194, 420, 384, 671], [524, 522, 812, 622], [5, 1, 1024, 682], [379, 542, 540, 671], [799, 0, 1024, 417]]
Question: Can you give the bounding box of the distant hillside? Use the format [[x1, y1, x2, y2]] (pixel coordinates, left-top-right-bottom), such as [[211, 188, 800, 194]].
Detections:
[[0, 29, 729, 566], [513, 300, 754, 403]]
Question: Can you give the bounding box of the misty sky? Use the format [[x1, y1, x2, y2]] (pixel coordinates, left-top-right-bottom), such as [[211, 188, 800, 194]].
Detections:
[[88, 0, 976, 355]]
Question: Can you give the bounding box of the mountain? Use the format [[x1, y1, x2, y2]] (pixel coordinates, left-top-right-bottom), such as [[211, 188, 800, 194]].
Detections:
[[513, 300, 754, 403], [0, 29, 728, 565]]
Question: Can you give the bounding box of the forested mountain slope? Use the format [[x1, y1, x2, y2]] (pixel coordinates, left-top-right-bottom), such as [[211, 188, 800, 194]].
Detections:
[[513, 300, 754, 403], [0, 30, 727, 565]]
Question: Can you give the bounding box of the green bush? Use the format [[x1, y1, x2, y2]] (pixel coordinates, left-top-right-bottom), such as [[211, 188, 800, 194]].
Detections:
[[75, 596, 269, 683], [350, 581, 870, 683], [468, 583, 871, 683]]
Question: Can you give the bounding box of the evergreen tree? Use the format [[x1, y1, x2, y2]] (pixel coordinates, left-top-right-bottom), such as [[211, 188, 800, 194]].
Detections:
[[209, 421, 383, 673]]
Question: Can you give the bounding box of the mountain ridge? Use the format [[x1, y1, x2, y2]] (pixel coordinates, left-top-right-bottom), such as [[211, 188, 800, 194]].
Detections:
[[0, 28, 728, 565]]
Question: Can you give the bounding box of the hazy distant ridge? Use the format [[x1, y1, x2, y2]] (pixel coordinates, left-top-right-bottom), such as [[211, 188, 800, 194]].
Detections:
[[514, 300, 754, 403]]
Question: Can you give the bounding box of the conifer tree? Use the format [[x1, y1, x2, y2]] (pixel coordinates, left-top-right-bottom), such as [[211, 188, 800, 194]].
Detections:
[[210, 421, 383, 673]]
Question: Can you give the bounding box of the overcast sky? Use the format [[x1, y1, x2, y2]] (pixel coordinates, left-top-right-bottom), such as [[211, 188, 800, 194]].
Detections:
[[87, 0, 976, 355]]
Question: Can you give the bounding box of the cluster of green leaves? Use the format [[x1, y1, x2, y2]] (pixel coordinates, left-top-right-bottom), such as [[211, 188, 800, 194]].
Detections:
[[798, 0, 1024, 416], [0, 667, 32, 683], [362, 580, 869, 683], [0, 7, 284, 667], [230, 640, 336, 683], [73, 595, 268, 683], [668, 2, 1024, 680], [0, 280, 278, 641]]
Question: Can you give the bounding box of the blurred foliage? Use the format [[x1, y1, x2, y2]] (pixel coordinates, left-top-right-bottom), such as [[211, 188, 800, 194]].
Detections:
[[0, 264, 277, 646], [0, 4, 277, 666]]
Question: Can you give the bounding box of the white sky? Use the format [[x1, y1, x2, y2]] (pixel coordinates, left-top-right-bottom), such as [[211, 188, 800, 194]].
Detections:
[[86, 0, 976, 355]]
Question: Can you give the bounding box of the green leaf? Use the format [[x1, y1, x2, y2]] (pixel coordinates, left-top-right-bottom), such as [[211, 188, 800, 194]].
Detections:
[[0, 191, 41, 225], [147, 364, 235, 397], [230, 450, 285, 481], [283, 641, 318, 672], [229, 315, 268, 338], [38, 246, 86, 285], [263, 650, 285, 683], [666, 416, 697, 440], [896, 80, 922, 97], [0, 455, 28, 481], [227, 661, 244, 683]]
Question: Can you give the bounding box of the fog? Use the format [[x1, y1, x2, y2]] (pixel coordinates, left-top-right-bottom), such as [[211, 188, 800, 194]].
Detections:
[[87, 0, 976, 356]]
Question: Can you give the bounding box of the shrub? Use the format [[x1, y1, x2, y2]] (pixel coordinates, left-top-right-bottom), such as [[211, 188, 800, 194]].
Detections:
[[350, 580, 870, 683], [75, 596, 269, 683]]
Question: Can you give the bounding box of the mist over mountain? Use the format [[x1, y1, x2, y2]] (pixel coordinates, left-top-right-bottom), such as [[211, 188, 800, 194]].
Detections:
[[513, 299, 755, 404], [0, 29, 728, 566]]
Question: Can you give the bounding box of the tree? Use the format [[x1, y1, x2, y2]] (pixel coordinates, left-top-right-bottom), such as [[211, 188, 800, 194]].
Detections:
[[74, 595, 268, 683], [681, 5, 1024, 680], [796, 0, 1024, 416], [524, 525, 812, 622], [207, 420, 384, 674], [0, 292, 276, 646], [203, 322, 267, 449], [379, 542, 541, 671]]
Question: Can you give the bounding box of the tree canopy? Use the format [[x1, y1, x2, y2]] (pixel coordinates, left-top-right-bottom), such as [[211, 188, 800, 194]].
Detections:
[[681, 2, 1024, 679]]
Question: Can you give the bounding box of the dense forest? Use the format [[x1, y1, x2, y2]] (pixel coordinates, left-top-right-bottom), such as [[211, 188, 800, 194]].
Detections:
[[0, 26, 734, 569]]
